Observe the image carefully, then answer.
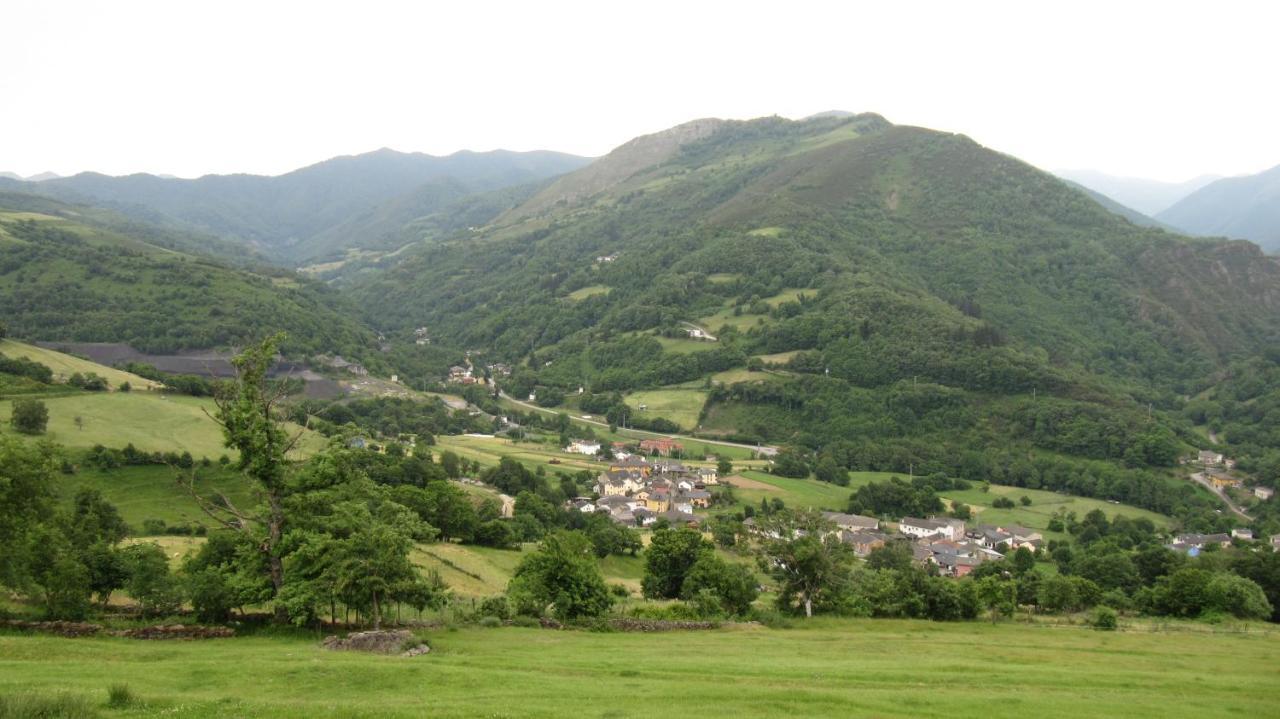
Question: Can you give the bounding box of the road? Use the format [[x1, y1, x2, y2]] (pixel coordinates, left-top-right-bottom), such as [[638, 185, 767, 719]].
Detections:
[[1190, 471, 1253, 522], [497, 391, 777, 456]]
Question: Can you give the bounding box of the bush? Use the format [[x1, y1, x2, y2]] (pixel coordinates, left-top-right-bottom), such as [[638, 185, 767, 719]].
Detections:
[[609, 584, 631, 598], [509, 615, 540, 628], [105, 685, 137, 710], [1092, 606, 1118, 631], [478, 595, 511, 621], [478, 615, 503, 628], [9, 398, 49, 434]]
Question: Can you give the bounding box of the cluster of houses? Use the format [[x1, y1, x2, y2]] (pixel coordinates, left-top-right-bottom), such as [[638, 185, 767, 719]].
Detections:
[[1166, 530, 1272, 555], [574, 455, 719, 527], [316, 354, 369, 377], [742, 513, 1045, 578]]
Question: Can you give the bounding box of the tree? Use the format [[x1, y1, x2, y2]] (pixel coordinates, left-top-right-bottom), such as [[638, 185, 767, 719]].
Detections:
[[756, 511, 855, 618], [123, 543, 185, 617], [977, 576, 1017, 622], [680, 554, 759, 616], [10, 398, 49, 434], [813, 456, 848, 486], [1011, 546, 1036, 575], [440, 450, 461, 479], [642, 528, 711, 599], [0, 438, 58, 592], [508, 531, 611, 621], [1203, 574, 1272, 620], [717, 456, 733, 476], [180, 336, 305, 622]]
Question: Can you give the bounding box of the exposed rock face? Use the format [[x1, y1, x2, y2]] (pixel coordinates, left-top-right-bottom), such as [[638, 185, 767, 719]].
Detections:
[[322, 629, 427, 656]]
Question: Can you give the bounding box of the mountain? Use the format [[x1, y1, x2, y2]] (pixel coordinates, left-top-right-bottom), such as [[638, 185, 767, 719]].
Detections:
[[2, 149, 590, 263], [348, 114, 1280, 498], [1059, 180, 1173, 230], [0, 192, 377, 358], [1056, 169, 1220, 215], [0, 171, 62, 182], [1156, 164, 1280, 253]]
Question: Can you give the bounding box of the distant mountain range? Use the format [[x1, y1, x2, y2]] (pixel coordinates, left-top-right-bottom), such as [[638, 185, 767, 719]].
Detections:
[[1155, 164, 1280, 253], [1055, 169, 1220, 216], [0, 171, 62, 182], [0, 149, 590, 262]]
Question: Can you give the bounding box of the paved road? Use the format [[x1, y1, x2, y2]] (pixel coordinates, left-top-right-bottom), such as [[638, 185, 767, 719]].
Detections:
[[498, 391, 777, 456], [1190, 471, 1253, 521]]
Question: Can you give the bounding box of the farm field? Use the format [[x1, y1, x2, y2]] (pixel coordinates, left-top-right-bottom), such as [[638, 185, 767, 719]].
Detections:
[[1, 620, 1275, 718], [55, 465, 256, 531], [624, 388, 708, 431], [727, 471, 1175, 535], [0, 392, 326, 460], [0, 339, 161, 389]]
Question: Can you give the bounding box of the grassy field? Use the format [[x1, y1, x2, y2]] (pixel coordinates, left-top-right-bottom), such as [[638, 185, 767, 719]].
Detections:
[[756, 350, 802, 365], [565, 285, 610, 300], [653, 335, 722, 354], [0, 339, 161, 389], [710, 368, 776, 385], [0, 620, 1275, 718], [54, 464, 257, 531], [624, 388, 708, 431], [728, 471, 1174, 534], [0, 392, 326, 460]]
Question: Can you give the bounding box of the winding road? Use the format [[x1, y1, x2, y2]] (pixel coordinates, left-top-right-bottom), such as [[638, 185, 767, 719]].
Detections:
[[1190, 471, 1253, 522], [497, 391, 777, 456]]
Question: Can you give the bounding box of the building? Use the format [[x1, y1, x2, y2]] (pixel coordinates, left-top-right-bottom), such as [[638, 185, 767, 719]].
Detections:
[[1208, 474, 1243, 489], [1198, 450, 1225, 467], [639, 438, 684, 456], [566, 440, 602, 456], [839, 531, 889, 557], [822, 512, 879, 533], [1169, 533, 1232, 554], [1253, 486, 1274, 501], [1231, 528, 1254, 540], [899, 517, 965, 541]]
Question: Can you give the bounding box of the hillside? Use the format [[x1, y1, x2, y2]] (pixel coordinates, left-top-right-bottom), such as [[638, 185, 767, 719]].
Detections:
[[0, 149, 591, 262], [347, 114, 1280, 520], [1059, 180, 1173, 230], [0, 194, 377, 357], [1157, 164, 1280, 253]]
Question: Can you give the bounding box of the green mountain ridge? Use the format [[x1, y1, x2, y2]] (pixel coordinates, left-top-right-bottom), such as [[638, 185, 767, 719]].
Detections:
[[0, 193, 376, 357]]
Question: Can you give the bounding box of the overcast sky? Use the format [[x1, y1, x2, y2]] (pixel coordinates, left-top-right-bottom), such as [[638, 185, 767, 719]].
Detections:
[[2, 0, 1277, 182]]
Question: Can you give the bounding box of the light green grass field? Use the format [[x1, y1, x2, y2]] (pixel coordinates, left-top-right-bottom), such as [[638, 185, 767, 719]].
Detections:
[[756, 350, 802, 364], [566, 284, 610, 300], [0, 392, 326, 460], [710, 369, 775, 385], [55, 464, 257, 531], [707, 272, 742, 284], [0, 619, 1274, 718], [0, 339, 162, 389], [624, 388, 708, 431], [653, 335, 722, 354]]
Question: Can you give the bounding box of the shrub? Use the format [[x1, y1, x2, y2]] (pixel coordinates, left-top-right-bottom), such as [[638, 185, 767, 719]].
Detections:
[[9, 398, 49, 434], [478, 595, 511, 621], [1092, 606, 1118, 631], [105, 685, 137, 709], [609, 584, 631, 598], [478, 615, 503, 628]]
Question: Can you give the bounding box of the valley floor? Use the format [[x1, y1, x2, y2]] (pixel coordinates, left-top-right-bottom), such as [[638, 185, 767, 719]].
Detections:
[[1, 619, 1276, 718]]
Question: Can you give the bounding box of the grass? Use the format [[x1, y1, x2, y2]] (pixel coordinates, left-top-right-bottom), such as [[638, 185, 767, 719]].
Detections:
[[756, 350, 801, 365], [710, 369, 776, 385], [728, 471, 861, 510], [0, 392, 325, 460], [55, 464, 256, 531], [624, 388, 709, 431], [0, 690, 100, 718], [0, 620, 1276, 717], [565, 285, 610, 301], [653, 335, 721, 354], [0, 339, 161, 390]]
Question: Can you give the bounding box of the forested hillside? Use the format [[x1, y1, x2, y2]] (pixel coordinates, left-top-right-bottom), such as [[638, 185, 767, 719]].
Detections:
[[0, 194, 376, 357], [0, 148, 590, 262], [347, 114, 1280, 522]]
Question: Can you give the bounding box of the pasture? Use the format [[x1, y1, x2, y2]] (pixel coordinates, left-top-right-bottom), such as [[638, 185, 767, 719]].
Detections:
[[0, 619, 1275, 718], [0, 339, 161, 389], [0, 392, 326, 460], [624, 388, 708, 431]]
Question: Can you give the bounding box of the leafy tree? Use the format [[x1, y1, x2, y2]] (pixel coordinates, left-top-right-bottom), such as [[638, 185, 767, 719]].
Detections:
[[680, 554, 758, 616], [771, 447, 810, 478], [82, 542, 128, 608], [756, 511, 855, 617], [1203, 573, 1272, 620], [122, 543, 185, 617], [642, 528, 712, 599], [508, 531, 612, 621], [0, 437, 57, 590], [717, 456, 733, 475], [977, 576, 1017, 622], [10, 398, 49, 434]]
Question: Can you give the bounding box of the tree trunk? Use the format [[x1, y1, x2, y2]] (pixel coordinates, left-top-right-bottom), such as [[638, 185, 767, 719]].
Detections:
[[267, 494, 287, 623], [372, 590, 382, 630]]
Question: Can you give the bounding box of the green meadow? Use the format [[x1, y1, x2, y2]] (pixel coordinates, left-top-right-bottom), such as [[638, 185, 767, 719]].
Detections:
[[624, 388, 709, 431], [0, 620, 1275, 718]]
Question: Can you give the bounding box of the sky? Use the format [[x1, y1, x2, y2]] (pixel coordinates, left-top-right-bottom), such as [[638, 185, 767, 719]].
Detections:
[[2, 0, 1277, 182]]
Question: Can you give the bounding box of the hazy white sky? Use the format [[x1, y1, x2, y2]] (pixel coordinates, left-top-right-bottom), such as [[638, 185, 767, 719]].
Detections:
[[2, 0, 1277, 182]]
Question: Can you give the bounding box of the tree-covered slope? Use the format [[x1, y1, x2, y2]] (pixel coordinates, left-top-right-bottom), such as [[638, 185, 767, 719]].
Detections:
[[1, 148, 590, 262], [1157, 163, 1280, 253], [0, 193, 376, 357], [343, 115, 1280, 513]]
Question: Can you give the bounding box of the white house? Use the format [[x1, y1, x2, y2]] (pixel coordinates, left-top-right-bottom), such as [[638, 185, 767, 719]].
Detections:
[[567, 440, 602, 456], [1254, 486, 1275, 501], [899, 517, 965, 541]]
